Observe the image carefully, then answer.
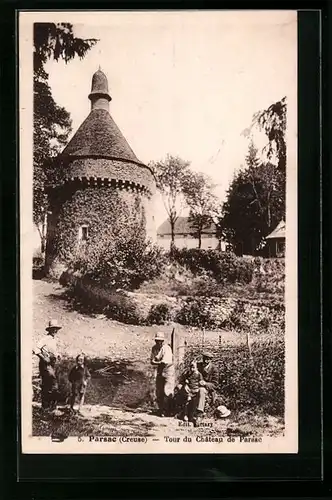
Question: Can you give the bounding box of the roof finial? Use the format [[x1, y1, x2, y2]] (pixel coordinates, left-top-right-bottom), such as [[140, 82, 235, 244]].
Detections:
[[98, 64, 101, 71], [88, 68, 112, 110]]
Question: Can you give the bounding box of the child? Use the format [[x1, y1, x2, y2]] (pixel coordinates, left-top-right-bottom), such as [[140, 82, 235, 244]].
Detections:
[[68, 354, 91, 413], [177, 360, 203, 421]]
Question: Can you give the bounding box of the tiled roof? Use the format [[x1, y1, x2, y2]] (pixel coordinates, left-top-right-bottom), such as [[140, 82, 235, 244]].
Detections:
[[56, 69, 154, 190], [61, 109, 144, 165], [266, 220, 286, 239], [157, 216, 217, 236]]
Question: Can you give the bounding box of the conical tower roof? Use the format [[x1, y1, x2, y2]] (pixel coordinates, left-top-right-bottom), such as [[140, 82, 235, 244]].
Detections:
[[56, 69, 154, 193], [61, 109, 144, 164]]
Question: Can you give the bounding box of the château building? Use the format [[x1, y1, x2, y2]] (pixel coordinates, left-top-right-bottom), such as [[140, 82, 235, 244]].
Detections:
[[45, 69, 156, 276]]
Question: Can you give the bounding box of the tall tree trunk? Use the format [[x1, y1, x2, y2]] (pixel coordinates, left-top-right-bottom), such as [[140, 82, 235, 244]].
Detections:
[[41, 212, 47, 254], [198, 231, 202, 249], [36, 224, 45, 256], [267, 191, 272, 230], [170, 218, 175, 252]]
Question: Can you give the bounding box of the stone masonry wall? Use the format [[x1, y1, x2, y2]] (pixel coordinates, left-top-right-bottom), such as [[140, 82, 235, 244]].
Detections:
[[45, 185, 147, 278]]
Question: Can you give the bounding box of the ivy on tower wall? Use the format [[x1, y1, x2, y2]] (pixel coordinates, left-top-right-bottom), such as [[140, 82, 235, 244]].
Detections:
[[45, 185, 147, 277]]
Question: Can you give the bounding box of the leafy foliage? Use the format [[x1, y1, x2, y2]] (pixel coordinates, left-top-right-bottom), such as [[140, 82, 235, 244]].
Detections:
[[150, 155, 191, 248], [33, 81, 72, 245], [182, 172, 218, 248], [34, 23, 98, 80], [76, 239, 166, 291], [184, 337, 285, 416], [217, 141, 285, 254], [253, 97, 287, 174], [244, 97, 287, 175], [146, 303, 172, 325], [68, 280, 143, 324], [176, 295, 284, 332], [170, 248, 254, 284], [57, 190, 166, 290], [33, 23, 98, 244]]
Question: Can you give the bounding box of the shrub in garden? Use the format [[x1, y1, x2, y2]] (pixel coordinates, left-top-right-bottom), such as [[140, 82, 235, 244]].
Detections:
[[60, 189, 167, 291], [183, 337, 285, 416], [33, 251, 46, 279], [176, 296, 285, 333], [176, 298, 213, 329], [67, 278, 143, 324], [252, 257, 285, 294], [217, 339, 285, 416], [175, 297, 232, 330], [33, 251, 44, 269], [226, 301, 246, 330], [69, 235, 166, 291], [146, 303, 172, 325], [170, 248, 254, 284]]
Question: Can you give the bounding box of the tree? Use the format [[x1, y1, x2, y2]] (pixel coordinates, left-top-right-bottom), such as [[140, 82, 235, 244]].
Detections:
[[33, 23, 98, 250], [34, 23, 98, 80], [33, 80, 73, 251], [245, 139, 285, 230], [183, 172, 218, 249], [245, 97, 287, 175], [217, 141, 285, 255], [150, 155, 191, 249]]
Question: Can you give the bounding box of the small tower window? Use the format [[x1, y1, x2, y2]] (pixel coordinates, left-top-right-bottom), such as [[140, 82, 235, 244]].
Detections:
[[78, 225, 89, 242]]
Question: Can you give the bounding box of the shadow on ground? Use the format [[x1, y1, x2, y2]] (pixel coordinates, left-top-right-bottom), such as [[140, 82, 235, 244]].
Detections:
[[33, 356, 155, 411], [32, 405, 157, 438]]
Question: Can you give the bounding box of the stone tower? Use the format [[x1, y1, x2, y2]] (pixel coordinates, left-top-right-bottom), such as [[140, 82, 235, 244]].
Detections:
[[45, 69, 156, 277]]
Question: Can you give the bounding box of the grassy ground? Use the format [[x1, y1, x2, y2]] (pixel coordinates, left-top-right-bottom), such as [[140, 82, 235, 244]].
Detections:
[[32, 279, 284, 438]]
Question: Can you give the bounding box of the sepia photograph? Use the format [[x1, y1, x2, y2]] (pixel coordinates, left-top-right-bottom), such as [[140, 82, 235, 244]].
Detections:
[[20, 10, 298, 453]]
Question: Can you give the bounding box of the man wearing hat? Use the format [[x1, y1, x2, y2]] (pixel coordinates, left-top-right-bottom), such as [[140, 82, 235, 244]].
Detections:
[[195, 351, 219, 424], [33, 319, 62, 411], [150, 331, 175, 416]]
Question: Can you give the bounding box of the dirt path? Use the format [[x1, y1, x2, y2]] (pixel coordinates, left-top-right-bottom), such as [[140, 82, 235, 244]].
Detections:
[[32, 279, 284, 438], [32, 402, 283, 439], [33, 279, 244, 361]]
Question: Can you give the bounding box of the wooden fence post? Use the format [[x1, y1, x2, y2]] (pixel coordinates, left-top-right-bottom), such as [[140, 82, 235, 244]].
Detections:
[[170, 327, 175, 355]]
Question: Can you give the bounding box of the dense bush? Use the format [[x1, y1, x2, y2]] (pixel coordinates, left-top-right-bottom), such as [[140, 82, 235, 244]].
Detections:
[[140, 256, 285, 300], [139, 262, 225, 298], [170, 248, 254, 284], [146, 303, 172, 325], [33, 252, 46, 279], [183, 337, 285, 416], [67, 278, 143, 324], [68, 235, 166, 291], [176, 296, 284, 332], [65, 277, 284, 331], [56, 188, 167, 290], [65, 233, 167, 320], [33, 251, 44, 268]]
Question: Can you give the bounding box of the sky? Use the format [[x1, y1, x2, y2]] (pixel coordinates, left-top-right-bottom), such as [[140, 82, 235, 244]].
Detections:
[[35, 10, 297, 231]]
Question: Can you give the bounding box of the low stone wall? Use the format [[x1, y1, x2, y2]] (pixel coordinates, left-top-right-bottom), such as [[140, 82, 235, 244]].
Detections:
[[59, 271, 284, 334]]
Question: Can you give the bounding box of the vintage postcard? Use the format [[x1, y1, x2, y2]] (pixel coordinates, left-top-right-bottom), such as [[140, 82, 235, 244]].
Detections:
[[20, 10, 298, 454]]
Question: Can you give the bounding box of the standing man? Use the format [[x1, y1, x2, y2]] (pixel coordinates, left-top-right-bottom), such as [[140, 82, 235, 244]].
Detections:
[[195, 351, 219, 425], [150, 331, 175, 417], [33, 319, 62, 412]]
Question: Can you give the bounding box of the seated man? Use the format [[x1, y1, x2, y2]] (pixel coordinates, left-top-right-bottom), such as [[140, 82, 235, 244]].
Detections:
[[195, 351, 219, 425], [175, 360, 203, 422]]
